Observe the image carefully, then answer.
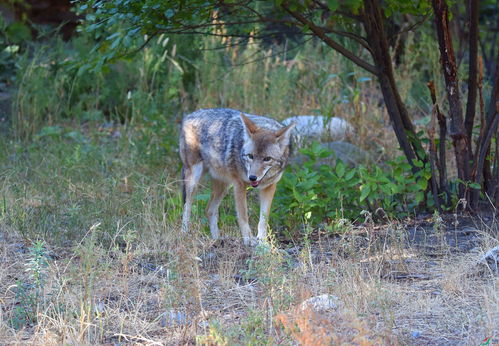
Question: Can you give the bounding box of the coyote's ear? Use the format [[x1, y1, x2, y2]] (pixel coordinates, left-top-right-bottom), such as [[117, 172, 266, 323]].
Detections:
[[240, 113, 259, 137], [275, 122, 296, 145]]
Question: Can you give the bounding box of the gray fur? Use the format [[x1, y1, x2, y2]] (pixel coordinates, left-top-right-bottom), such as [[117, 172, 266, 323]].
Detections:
[[179, 108, 295, 245], [180, 108, 291, 187], [182, 109, 281, 169]]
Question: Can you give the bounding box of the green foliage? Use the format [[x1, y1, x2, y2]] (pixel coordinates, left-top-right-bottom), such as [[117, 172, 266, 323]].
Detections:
[[273, 142, 433, 235], [75, 0, 217, 70], [12, 30, 183, 150], [11, 241, 51, 329], [0, 16, 23, 88], [10, 279, 37, 329], [384, 0, 431, 17], [74, 0, 437, 74], [5, 30, 385, 245]]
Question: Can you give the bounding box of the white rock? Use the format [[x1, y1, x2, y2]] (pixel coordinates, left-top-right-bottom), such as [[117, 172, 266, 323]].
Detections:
[[300, 294, 341, 312], [282, 115, 354, 146], [479, 245, 499, 274]]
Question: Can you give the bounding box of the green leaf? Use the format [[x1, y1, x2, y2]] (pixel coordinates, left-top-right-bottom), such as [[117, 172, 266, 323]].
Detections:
[[359, 185, 371, 202], [417, 179, 428, 190], [35, 126, 63, 140], [335, 162, 345, 178], [469, 182, 481, 190], [412, 159, 424, 168], [165, 9, 175, 19], [292, 187, 304, 202], [5, 22, 31, 44], [110, 36, 122, 50], [380, 184, 392, 195], [415, 191, 425, 203], [344, 169, 355, 181], [327, 0, 339, 11]]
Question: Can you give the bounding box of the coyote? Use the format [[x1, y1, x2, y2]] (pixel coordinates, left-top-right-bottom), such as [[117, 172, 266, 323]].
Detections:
[[179, 108, 295, 245]]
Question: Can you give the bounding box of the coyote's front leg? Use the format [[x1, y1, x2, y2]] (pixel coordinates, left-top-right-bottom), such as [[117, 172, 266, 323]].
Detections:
[[257, 183, 276, 241], [233, 182, 253, 245]]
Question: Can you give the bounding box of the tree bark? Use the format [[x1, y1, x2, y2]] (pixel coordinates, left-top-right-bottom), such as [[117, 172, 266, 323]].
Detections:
[[464, 0, 479, 148], [362, 0, 424, 168], [428, 103, 442, 212], [469, 52, 498, 208], [427, 81, 451, 203], [432, 0, 471, 198]]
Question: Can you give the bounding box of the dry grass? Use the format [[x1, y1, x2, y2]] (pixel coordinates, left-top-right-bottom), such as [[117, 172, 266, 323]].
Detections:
[[0, 211, 497, 345]]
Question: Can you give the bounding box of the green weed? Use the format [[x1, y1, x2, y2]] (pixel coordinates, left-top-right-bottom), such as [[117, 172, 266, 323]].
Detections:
[[11, 240, 51, 329]]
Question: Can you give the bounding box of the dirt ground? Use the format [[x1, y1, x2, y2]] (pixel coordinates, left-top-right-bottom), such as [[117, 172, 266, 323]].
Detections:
[[0, 212, 497, 345]]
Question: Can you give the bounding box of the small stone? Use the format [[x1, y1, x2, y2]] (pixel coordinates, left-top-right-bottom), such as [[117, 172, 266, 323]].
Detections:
[[160, 309, 187, 327], [200, 252, 216, 262], [301, 294, 341, 312], [94, 301, 105, 314], [285, 246, 301, 255], [479, 245, 499, 274], [198, 320, 209, 329]]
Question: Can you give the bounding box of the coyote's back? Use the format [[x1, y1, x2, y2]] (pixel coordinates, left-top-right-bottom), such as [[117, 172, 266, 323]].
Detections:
[[179, 108, 295, 245]]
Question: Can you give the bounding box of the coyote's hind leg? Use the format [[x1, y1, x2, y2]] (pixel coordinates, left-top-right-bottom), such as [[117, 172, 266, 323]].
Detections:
[[206, 178, 229, 240], [181, 161, 204, 233]]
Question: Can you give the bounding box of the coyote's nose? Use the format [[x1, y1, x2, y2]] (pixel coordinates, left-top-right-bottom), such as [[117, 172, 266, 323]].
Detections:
[[249, 175, 257, 182]]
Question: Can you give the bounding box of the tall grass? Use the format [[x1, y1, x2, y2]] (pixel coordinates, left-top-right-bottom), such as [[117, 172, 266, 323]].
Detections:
[[12, 32, 425, 154]]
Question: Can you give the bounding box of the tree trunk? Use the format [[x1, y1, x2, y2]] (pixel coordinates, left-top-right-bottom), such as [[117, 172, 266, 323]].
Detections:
[[477, 58, 499, 205], [362, 0, 424, 168], [432, 0, 471, 199], [485, 54, 499, 201], [427, 81, 451, 203], [464, 0, 479, 148]]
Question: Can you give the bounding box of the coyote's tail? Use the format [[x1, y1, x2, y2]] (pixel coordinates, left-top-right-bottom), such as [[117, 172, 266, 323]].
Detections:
[[181, 167, 186, 204]]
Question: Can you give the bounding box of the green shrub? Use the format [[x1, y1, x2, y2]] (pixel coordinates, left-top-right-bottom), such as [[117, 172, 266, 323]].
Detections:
[[272, 142, 433, 236]]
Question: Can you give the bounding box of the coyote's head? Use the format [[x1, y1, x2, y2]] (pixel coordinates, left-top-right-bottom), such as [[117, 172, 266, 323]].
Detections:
[[240, 113, 295, 187]]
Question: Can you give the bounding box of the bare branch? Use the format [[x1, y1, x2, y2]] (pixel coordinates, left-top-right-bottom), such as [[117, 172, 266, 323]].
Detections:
[[281, 4, 377, 75], [113, 31, 160, 60], [235, 2, 371, 52], [321, 28, 372, 53], [390, 11, 431, 39]]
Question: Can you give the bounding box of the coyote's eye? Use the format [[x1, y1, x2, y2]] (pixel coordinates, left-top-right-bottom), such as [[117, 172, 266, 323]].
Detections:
[[263, 156, 272, 162], [247, 154, 254, 160]]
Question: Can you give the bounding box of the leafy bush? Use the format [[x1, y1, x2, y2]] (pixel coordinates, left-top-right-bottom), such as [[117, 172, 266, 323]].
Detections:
[[272, 142, 433, 235]]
